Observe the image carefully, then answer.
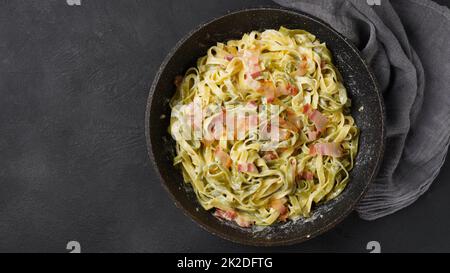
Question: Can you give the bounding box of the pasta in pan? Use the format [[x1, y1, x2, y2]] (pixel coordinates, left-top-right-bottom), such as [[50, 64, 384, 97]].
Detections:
[[169, 27, 359, 227]]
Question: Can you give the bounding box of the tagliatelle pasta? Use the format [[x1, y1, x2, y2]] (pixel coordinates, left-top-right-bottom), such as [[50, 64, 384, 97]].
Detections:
[[169, 27, 359, 227]]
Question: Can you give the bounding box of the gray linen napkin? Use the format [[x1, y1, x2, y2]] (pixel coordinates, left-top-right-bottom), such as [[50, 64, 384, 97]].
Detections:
[[273, 0, 450, 220]]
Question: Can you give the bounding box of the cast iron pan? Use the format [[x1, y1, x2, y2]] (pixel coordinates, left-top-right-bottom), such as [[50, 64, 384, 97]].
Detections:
[[145, 7, 385, 246]]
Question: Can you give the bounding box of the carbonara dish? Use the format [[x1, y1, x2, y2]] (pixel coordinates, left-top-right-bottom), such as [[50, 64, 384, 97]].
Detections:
[[169, 27, 359, 227]]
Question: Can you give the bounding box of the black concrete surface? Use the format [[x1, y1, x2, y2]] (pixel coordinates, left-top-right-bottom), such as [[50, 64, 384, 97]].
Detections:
[[0, 0, 448, 252]]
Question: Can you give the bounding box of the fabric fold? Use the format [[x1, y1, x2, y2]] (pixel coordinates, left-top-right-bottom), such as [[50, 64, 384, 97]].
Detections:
[[273, 0, 450, 220]]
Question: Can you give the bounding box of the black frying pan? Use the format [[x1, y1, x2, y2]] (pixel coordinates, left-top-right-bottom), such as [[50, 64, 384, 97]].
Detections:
[[145, 7, 385, 246]]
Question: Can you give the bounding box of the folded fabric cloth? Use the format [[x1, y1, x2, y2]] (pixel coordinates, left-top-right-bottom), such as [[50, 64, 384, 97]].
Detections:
[[273, 0, 450, 220]]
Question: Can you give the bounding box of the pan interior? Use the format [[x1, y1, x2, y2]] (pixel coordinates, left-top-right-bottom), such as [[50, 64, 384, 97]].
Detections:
[[146, 8, 384, 246]]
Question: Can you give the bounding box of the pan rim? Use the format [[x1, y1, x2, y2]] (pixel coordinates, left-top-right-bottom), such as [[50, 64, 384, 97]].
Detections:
[[145, 6, 386, 246]]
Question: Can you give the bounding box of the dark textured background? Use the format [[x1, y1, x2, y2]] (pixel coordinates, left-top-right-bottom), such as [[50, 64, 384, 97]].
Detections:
[[0, 0, 449, 253]]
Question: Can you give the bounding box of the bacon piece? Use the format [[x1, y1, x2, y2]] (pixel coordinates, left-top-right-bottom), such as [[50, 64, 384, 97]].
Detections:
[[247, 163, 257, 173], [302, 103, 311, 114], [279, 211, 289, 221], [235, 216, 253, 228], [275, 85, 290, 97], [270, 198, 289, 221], [303, 104, 328, 132], [307, 129, 319, 141], [258, 81, 276, 103], [237, 162, 258, 173], [270, 199, 287, 214], [214, 209, 253, 227], [275, 83, 299, 97], [286, 83, 299, 96], [304, 172, 314, 180], [298, 170, 314, 180], [214, 147, 232, 169], [309, 144, 317, 155], [262, 151, 278, 161], [214, 209, 237, 221], [225, 54, 234, 61], [309, 110, 328, 132], [250, 71, 261, 79], [206, 111, 226, 140], [310, 143, 343, 157], [243, 50, 262, 79]]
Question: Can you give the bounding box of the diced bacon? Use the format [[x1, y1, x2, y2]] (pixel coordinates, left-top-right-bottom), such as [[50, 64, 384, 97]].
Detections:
[[320, 60, 326, 69], [279, 210, 289, 221], [258, 81, 276, 103], [296, 66, 307, 76], [309, 144, 317, 155], [275, 83, 299, 97], [225, 54, 234, 61], [247, 163, 258, 173], [303, 104, 328, 132], [237, 162, 258, 173], [310, 143, 343, 157], [275, 85, 289, 96], [307, 130, 319, 141], [246, 52, 260, 68], [214, 209, 253, 227], [243, 50, 262, 80], [214, 209, 237, 221], [302, 103, 312, 114], [214, 147, 232, 169], [235, 216, 253, 228], [207, 112, 226, 140], [174, 75, 183, 88], [286, 83, 299, 96], [262, 151, 278, 161], [250, 71, 261, 79], [305, 171, 314, 180], [270, 198, 287, 214], [270, 198, 289, 221], [309, 110, 328, 132], [298, 170, 314, 180]]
